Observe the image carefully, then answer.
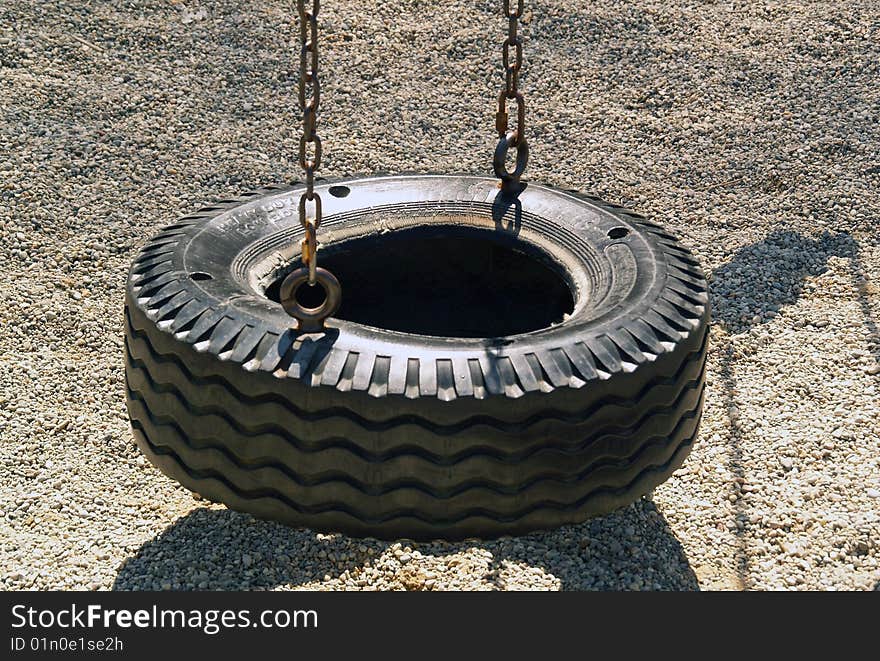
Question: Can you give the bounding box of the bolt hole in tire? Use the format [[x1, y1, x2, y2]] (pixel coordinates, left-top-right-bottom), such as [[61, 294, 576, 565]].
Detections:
[[328, 185, 351, 198], [125, 175, 710, 540]]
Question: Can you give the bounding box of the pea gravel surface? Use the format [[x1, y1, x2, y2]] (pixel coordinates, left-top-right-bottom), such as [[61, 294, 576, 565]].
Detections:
[[2, 0, 879, 591]]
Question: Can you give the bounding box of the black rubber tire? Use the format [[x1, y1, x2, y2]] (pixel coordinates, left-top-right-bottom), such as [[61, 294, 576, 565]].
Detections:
[[124, 175, 710, 541]]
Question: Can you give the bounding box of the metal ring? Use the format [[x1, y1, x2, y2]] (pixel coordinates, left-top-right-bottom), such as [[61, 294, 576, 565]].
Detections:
[[504, 0, 523, 18], [502, 37, 522, 71], [496, 91, 525, 138], [279, 267, 341, 332], [493, 131, 529, 182], [298, 75, 321, 110], [299, 134, 322, 171], [298, 192, 322, 228]]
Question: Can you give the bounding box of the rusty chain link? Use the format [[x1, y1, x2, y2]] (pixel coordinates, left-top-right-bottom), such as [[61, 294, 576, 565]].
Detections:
[[297, 0, 322, 284], [494, 0, 529, 189]]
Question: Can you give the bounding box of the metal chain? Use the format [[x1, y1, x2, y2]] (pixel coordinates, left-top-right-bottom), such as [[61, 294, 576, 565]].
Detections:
[[494, 0, 528, 189], [297, 0, 322, 285], [280, 0, 341, 332]]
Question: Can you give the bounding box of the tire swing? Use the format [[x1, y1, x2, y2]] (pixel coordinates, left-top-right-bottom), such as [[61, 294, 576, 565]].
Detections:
[[124, 1, 710, 541]]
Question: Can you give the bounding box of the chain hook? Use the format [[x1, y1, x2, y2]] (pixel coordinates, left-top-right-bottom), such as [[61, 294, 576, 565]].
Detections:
[[301, 217, 318, 284]]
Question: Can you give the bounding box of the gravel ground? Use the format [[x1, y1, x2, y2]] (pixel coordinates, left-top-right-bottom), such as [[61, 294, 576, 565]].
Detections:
[[1, 0, 878, 591]]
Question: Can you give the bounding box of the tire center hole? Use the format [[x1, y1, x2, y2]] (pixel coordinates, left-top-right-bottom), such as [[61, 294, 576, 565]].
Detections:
[[265, 226, 575, 338]]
